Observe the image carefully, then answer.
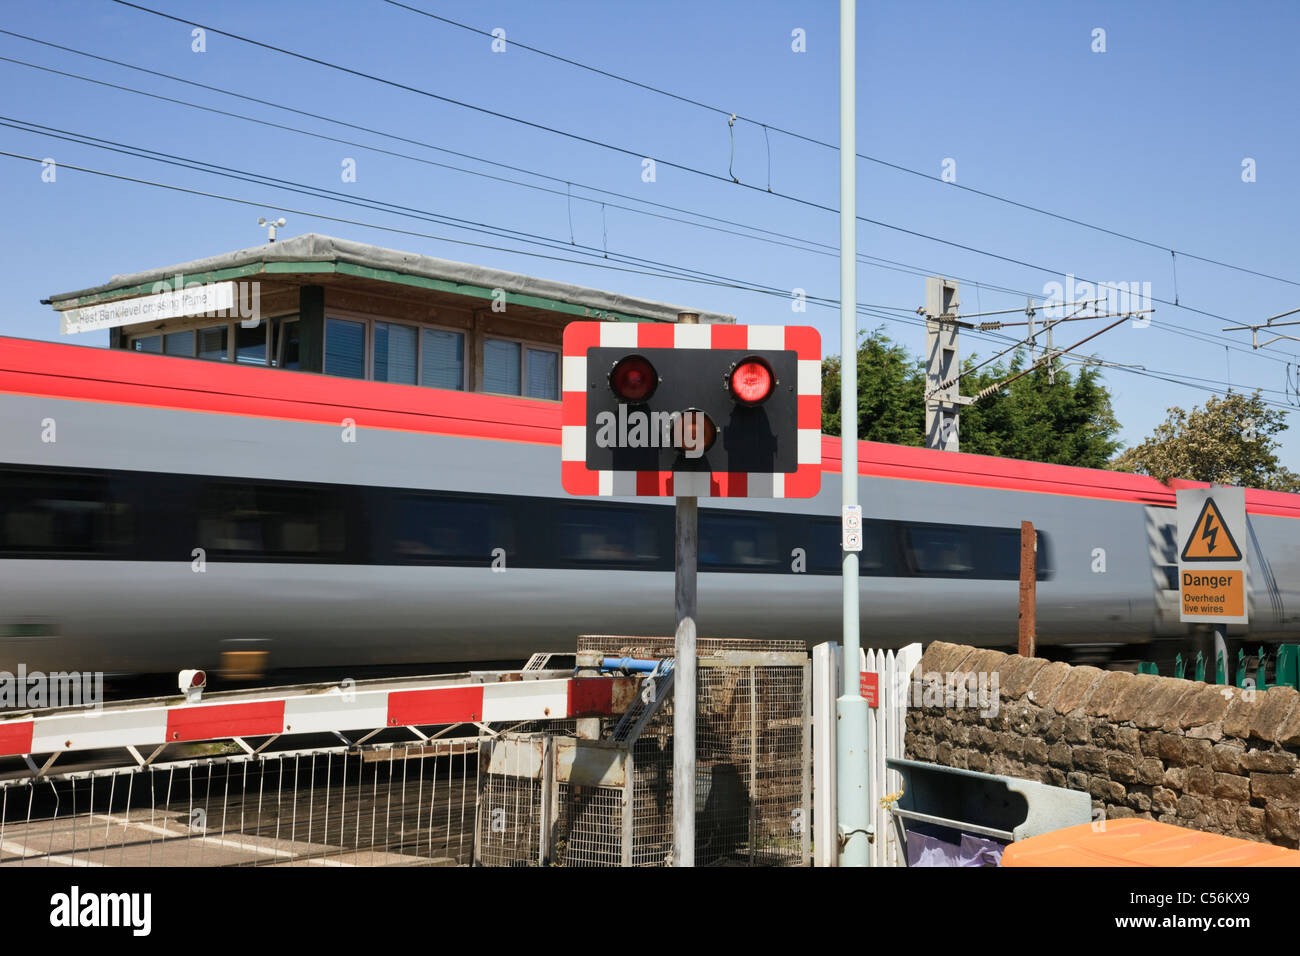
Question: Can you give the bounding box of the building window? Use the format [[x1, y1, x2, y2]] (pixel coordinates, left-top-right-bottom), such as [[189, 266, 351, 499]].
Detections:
[[164, 330, 194, 357], [268, 316, 301, 370], [420, 328, 464, 390], [235, 321, 268, 365], [483, 339, 521, 395], [132, 335, 162, 353], [198, 326, 228, 361], [525, 347, 559, 400], [373, 321, 418, 385], [325, 317, 365, 379], [484, 338, 560, 398]]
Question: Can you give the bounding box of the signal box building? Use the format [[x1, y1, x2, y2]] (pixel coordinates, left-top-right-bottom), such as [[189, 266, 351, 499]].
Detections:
[[44, 233, 733, 397]]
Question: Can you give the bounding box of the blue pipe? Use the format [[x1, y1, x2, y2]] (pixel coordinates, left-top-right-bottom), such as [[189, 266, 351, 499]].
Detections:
[[601, 657, 660, 673]]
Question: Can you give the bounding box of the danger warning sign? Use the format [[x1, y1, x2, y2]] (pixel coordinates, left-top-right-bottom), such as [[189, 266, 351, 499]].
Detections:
[[1181, 570, 1245, 617], [1180, 498, 1243, 562], [1175, 488, 1248, 625]]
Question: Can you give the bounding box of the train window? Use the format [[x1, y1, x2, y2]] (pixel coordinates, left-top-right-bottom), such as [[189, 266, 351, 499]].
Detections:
[[421, 328, 465, 390], [700, 513, 781, 569], [904, 526, 974, 575], [803, 517, 888, 574], [198, 483, 346, 557], [325, 318, 366, 379], [198, 325, 229, 362], [558, 505, 661, 565], [980, 527, 1053, 580], [373, 322, 418, 385], [0, 471, 129, 556], [984, 528, 1022, 578], [164, 330, 195, 357], [392, 495, 512, 561]]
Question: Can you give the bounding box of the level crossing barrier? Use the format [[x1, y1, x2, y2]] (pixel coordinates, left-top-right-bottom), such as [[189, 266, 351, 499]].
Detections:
[[0, 668, 635, 867]]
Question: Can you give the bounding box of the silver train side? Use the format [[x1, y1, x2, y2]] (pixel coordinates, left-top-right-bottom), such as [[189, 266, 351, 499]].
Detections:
[[1, 388, 1298, 676]]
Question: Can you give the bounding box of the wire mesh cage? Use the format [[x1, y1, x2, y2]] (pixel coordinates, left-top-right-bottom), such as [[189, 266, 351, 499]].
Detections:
[[474, 637, 810, 867]]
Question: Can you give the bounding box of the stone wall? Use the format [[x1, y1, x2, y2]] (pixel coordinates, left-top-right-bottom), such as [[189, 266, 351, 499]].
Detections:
[[904, 642, 1300, 847]]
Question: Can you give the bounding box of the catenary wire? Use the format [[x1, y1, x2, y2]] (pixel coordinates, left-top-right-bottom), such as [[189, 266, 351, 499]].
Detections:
[[377, 0, 1300, 291], [2, 25, 1281, 367], [1, 147, 1289, 413]]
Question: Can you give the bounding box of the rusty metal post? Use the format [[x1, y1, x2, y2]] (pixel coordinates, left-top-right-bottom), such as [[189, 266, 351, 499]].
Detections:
[[1018, 520, 1037, 657]]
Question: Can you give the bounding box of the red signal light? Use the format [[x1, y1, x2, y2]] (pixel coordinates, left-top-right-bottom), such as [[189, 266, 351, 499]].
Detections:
[[192, 670, 207, 688], [728, 357, 774, 405], [679, 409, 717, 455], [609, 355, 658, 402]]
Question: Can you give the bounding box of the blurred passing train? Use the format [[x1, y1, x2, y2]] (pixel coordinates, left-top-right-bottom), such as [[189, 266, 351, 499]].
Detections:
[[1, 334, 1299, 678]]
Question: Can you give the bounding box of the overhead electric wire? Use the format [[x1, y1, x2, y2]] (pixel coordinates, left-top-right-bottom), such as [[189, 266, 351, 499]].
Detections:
[[2, 114, 1257, 386], [0, 42, 943, 295], [378, 0, 1300, 292], [1, 146, 1289, 415], [0, 136, 910, 319], [102, 2, 1291, 368], [3, 22, 1279, 366], [7, 20, 1291, 400]]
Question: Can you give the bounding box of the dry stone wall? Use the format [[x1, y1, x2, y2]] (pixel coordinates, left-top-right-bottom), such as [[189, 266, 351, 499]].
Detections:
[[904, 642, 1300, 847]]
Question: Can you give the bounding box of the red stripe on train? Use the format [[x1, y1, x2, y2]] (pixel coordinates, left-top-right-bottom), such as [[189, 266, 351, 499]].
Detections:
[[5, 336, 1300, 517]]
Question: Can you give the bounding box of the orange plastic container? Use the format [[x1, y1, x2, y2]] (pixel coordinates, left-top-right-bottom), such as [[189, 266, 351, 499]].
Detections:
[[1001, 818, 1300, 867]]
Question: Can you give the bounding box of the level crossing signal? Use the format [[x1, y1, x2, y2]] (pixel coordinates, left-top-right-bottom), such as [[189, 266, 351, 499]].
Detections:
[[561, 321, 821, 498]]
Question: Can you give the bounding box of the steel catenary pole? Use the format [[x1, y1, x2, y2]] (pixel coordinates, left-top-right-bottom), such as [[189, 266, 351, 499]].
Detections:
[[835, 0, 871, 867]]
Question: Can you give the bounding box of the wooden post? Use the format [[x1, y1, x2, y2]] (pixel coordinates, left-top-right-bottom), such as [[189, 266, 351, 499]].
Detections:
[[1018, 520, 1037, 657]]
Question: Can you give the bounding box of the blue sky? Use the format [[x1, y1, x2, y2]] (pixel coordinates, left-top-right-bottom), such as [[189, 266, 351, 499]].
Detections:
[[2, 0, 1298, 468]]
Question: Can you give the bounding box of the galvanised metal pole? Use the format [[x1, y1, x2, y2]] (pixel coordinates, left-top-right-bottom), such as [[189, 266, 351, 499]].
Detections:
[[835, 0, 871, 868], [673, 310, 699, 867]]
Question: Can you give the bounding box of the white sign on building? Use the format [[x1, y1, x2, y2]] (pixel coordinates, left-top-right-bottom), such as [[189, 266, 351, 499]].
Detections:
[[61, 281, 236, 335]]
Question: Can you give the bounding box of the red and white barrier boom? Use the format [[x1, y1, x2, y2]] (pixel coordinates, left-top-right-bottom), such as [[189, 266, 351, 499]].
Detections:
[[0, 671, 637, 762]]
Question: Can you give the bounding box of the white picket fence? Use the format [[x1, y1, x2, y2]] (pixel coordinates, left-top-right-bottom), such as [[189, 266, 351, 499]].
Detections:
[[812, 641, 922, 867]]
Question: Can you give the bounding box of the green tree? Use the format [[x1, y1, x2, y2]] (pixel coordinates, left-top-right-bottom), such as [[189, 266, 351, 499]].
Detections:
[[821, 327, 925, 446], [959, 355, 1122, 468], [1111, 391, 1300, 491], [822, 330, 1122, 469]]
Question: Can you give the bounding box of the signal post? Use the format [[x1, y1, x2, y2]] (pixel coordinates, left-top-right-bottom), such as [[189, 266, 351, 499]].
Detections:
[[561, 316, 821, 866]]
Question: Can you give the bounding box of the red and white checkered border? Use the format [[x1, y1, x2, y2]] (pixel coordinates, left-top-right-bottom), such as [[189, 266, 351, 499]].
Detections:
[[561, 321, 822, 498], [0, 676, 634, 757]]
